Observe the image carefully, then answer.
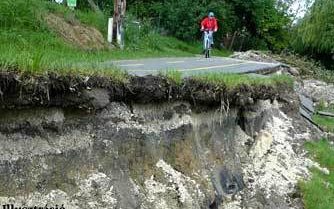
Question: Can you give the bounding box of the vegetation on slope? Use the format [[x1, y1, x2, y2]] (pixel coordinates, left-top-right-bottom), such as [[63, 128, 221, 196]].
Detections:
[[312, 103, 334, 132], [313, 115, 334, 133], [302, 102, 334, 209], [300, 139, 334, 209]]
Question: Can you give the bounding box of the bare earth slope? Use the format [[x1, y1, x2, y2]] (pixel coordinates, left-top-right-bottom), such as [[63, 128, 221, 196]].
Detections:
[[45, 13, 107, 50]]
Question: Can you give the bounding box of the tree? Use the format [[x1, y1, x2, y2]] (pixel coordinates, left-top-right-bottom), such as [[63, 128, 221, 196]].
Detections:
[[225, 0, 290, 50], [293, 0, 334, 54], [290, 0, 334, 68]]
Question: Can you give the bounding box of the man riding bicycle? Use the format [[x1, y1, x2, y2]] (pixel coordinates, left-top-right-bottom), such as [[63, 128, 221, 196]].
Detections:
[[201, 12, 218, 51]]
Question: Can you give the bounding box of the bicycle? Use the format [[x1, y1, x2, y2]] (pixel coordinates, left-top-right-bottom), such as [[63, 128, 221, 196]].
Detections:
[[203, 30, 214, 58]]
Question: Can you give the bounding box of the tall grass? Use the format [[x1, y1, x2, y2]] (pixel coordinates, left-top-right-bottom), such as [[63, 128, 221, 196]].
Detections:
[[0, 0, 43, 29]]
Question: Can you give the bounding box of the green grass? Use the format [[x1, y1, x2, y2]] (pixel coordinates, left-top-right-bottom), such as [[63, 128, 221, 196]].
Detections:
[[192, 73, 294, 89], [157, 71, 293, 89], [313, 114, 334, 132], [323, 109, 334, 114], [313, 103, 334, 132], [160, 70, 183, 85], [300, 139, 334, 209]]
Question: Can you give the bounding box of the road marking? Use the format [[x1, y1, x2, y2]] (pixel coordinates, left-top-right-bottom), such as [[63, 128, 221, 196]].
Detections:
[[111, 57, 181, 63], [119, 63, 144, 67], [167, 61, 185, 64], [179, 62, 248, 72], [125, 62, 248, 73]]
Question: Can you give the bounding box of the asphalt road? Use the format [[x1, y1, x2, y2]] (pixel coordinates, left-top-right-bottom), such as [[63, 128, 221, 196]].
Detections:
[[104, 57, 281, 77]]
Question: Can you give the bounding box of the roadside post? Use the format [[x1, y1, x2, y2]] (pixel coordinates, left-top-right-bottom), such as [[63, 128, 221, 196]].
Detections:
[[108, 18, 114, 44]]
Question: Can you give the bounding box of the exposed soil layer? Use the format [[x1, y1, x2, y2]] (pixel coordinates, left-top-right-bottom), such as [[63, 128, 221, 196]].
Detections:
[[0, 100, 319, 209], [0, 72, 291, 109]]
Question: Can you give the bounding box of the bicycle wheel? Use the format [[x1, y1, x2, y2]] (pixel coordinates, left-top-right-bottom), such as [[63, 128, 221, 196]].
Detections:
[[205, 39, 210, 58]]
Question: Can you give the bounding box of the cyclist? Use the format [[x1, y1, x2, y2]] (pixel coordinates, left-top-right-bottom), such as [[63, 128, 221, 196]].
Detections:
[[201, 12, 218, 51]]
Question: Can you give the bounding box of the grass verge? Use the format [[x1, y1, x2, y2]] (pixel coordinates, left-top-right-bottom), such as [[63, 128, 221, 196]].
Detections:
[[158, 70, 293, 91], [300, 139, 334, 209], [192, 73, 293, 89], [160, 70, 183, 85]]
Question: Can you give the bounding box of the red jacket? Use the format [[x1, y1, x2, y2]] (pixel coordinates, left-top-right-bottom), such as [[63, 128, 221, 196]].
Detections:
[[201, 17, 218, 31]]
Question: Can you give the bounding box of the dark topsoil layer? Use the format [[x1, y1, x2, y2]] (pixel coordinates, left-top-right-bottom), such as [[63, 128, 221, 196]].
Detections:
[[0, 72, 292, 109]]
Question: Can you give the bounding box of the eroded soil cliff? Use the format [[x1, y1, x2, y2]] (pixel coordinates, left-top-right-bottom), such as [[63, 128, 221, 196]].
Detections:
[[0, 72, 321, 208]]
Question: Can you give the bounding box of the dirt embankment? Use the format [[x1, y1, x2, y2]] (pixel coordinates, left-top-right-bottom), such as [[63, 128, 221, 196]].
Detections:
[[0, 72, 292, 110], [45, 13, 107, 50]]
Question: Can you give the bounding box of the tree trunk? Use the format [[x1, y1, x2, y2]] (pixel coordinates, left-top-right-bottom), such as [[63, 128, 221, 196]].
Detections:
[[112, 0, 126, 44], [112, 0, 119, 41], [121, 0, 126, 15]]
